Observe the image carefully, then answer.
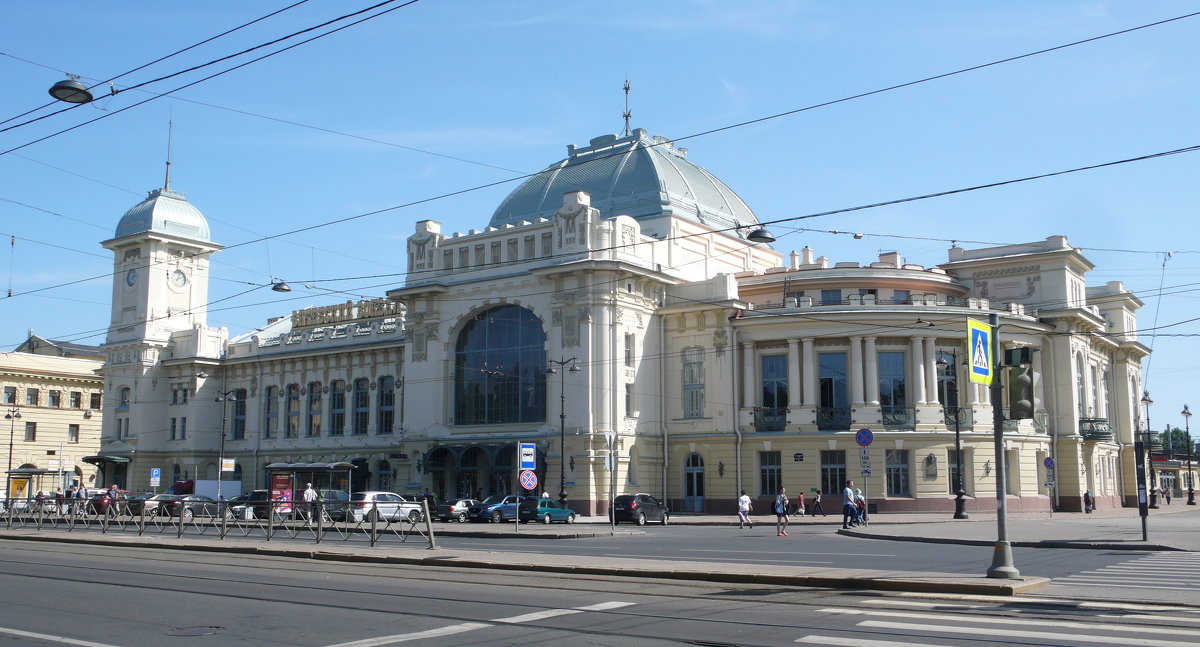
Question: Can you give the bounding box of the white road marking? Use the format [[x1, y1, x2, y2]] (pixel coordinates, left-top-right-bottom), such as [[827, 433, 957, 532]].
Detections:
[[680, 549, 896, 557], [0, 627, 130, 647], [796, 636, 935, 646], [1051, 581, 1200, 592], [857, 621, 1198, 647], [323, 601, 634, 647], [819, 608, 1199, 636], [327, 623, 490, 646]]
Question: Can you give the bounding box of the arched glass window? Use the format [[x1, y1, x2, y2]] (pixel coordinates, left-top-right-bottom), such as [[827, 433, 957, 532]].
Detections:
[[454, 305, 547, 425], [285, 385, 300, 438], [377, 376, 395, 434], [306, 382, 322, 437], [329, 380, 346, 435], [263, 386, 278, 439], [117, 387, 131, 409], [353, 378, 370, 435], [1076, 355, 1087, 416]]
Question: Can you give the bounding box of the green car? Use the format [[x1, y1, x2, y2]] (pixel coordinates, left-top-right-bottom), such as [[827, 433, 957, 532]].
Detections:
[[517, 497, 577, 524]]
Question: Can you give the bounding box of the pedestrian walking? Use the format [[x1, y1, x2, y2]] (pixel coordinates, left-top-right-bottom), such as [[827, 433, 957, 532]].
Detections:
[[302, 482, 318, 524], [737, 490, 753, 529], [842, 480, 858, 529], [1083, 490, 1094, 513], [1163, 485, 1172, 505], [854, 488, 867, 525], [774, 487, 789, 536], [809, 489, 827, 516]]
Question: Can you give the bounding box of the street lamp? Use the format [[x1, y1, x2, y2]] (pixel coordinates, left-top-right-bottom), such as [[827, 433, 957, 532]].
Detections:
[[936, 350, 968, 519], [1142, 392, 1157, 509], [5, 406, 21, 497], [546, 357, 579, 507], [1183, 405, 1195, 506]]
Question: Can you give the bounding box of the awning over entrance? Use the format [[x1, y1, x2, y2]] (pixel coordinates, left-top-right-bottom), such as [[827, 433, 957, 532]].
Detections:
[[81, 455, 132, 465]]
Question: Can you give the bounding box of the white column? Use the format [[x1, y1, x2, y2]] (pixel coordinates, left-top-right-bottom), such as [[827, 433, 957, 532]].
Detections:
[[742, 342, 756, 408], [911, 337, 927, 405], [787, 339, 801, 410], [849, 336, 864, 405], [864, 336, 879, 405], [802, 337, 816, 406], [924, 336, 939, 405]]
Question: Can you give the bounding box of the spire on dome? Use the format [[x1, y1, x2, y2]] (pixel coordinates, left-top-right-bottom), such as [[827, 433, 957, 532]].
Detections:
[[164, 118, 174, 191]]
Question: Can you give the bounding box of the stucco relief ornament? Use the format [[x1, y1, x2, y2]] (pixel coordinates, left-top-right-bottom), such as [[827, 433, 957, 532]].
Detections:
[[579, 306, 591, 323], [714, 329, 728, 357], [552, 308, 563, 327], [977, 280, 990, 300], [1024, 275, 1040, 297], [250, 376, 258, 397]]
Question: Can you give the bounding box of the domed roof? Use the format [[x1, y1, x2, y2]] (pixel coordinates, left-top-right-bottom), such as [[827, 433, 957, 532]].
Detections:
[[489, 129, 759, 236], [113, 187, 211, 243]]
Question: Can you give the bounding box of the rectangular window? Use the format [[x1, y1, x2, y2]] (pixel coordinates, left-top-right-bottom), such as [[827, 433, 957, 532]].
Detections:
[[474, 245, 485, 266], [681, 348, 704, 419], [90, 393, 102, 410], [2, 386, 14, 405], [120, 418, 129, 439], [820, 450, 846, 498], [820, 289, 842, 305], [231, 389, 247, 440], [893, 289, 910, 304], [541, 232, 553, 256], [524, 236, 535, 258], [759, 354, 788, 431], [878, 351, 907, 412], [25, 421, 37, 441], [307, 383, 322, 437], [377, 376, 395, 434], [329, 380, 346, 435], [26, 388, 38, 406], [69, 391, 82, 408], [169, 417, 177, 440], [507, 238, 518, 262], [458, 247, 469, 268], [353, 379, 369, 435], [759, 451, 782, 497], [286, 385, 300, 438], [625, 383, 634, 417], [858, 288, 877, 297], [818, 352, 849, 429], [442, 250, 454, 270], [68, 424, 80, 444], [1005, 450, 1016, 495], [490, 241, 501, 264], [625, 333, 635, 367], [178, 417, 186, 440], [886, 449, 911, 497], [263, 386, 278, 439], [48, 390, 61, 407]]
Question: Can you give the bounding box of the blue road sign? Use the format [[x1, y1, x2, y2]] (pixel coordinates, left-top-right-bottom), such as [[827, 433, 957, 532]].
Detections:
[[519, 442, 536, 470], [967, 318, 993, 385], [855, 428, 874, 447], [1043, 457, 1055, 470]]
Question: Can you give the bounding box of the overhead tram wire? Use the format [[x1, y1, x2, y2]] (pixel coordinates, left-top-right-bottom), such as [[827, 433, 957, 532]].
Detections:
[[0, 0, 422, 156], [0, 0, 314, 130]]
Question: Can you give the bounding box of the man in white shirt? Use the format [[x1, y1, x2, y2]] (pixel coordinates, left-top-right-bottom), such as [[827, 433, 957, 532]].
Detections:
[[302, 483, 318, 524], [737, 490, 753, 529], [842, 480, 857, 529]]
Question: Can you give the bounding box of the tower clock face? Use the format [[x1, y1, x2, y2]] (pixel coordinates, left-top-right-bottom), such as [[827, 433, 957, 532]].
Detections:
[[170, 269, 188, 288], [125, 268, 138, 287]]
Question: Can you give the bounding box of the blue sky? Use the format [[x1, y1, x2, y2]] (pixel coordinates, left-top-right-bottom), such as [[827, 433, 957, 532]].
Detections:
[[2, 1, 1197, 431]]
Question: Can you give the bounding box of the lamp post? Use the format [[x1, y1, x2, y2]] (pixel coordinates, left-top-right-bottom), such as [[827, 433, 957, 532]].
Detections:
[[1142, 392, 1157, 509], [5, 406, 21, 498], [215, 390, 236, 502], [1183, 405, 1195, 506], [546, 358, 579, 507], [937, 350, 968, 519]]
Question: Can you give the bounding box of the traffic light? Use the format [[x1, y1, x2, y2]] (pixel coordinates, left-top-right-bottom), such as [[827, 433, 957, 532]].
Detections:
[[1008, 364, 1034, 419]]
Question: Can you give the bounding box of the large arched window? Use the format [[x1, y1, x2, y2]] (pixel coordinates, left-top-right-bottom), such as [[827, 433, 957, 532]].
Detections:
[[454, 305, 547, 425]]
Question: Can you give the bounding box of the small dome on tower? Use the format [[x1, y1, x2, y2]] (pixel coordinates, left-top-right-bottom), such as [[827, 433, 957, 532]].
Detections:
[[113, 188, 211, 243]]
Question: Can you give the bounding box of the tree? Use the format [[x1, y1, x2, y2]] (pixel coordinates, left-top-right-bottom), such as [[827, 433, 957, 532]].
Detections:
[[1162, 426, 1194, 459]]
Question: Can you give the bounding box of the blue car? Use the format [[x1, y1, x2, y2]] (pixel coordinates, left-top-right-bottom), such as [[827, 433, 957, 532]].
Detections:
[[518, 497, 577, 524], [467, 494, 525, 523]]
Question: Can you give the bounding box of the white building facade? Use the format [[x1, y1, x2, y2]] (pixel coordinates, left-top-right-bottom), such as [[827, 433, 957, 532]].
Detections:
[[94, 129, 1163, 514]]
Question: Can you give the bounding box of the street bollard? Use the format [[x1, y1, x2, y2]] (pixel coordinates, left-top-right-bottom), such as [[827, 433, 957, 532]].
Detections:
[[370, 500, 378, 547], [421, 499, 437, 550]]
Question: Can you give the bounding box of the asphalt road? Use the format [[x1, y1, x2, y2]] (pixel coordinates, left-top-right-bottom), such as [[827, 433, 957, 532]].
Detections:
[[2, 541, 1198, 647]]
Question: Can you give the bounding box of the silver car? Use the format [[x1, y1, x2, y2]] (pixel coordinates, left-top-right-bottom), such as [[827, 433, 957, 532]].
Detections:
[[344, 491, 424, 523], [435, 498, 479, 522]]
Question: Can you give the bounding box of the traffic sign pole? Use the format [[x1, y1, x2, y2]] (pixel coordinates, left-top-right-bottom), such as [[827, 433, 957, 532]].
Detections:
[[986, 312, 1019, 579]]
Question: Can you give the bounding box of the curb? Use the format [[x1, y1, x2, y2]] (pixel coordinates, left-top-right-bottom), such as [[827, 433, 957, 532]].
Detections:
[[837, 528, 1185, 551], [0, 530, 1046, 597]]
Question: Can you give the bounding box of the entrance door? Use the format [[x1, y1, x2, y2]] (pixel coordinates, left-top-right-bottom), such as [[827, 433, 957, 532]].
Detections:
[[684, 453, 705, 512]]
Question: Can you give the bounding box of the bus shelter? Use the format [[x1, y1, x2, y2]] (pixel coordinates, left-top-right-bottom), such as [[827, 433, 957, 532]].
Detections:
[[5, 467, 72, 511], [264, 462, 354, 509]]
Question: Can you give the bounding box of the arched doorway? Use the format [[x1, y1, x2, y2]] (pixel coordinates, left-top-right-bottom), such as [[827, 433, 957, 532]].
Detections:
[[426, 448, 455, 501], [460, 447, 486, 498], [377, 460, 393, 492], [684, 453, 705, 512], [350, 458, 370, 492], [493, 445, 515, 496]]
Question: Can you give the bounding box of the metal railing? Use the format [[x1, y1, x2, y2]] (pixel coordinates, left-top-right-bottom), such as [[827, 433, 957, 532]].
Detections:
[[815, 407, 852, 431], [1, 496, 437, 549], [753, 408, 787, 432], [1079, 417, 1114, 442], [879, 406, 916, 430]]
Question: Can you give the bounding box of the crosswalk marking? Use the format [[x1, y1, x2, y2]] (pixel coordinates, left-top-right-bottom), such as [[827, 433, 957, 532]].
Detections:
[[1052, 552, 1200, 593], [796, 636, 933, 646], [857, 620, 1198, 647], [325, 601, 634, 647], [817, 608, 1200, 636]]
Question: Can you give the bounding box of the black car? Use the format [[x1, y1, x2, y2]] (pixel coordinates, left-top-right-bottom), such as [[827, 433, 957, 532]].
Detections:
[[611, 493, 669, 526], [160, 494, 222, 519]]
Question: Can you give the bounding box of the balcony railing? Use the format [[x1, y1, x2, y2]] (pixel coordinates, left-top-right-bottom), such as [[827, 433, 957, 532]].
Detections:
[[879, 406, 916, 431], [1079, 417, 1113, 442], [941, 406, 974, 430], [815, 407, 852, 431], [753, 408, 788, 432]]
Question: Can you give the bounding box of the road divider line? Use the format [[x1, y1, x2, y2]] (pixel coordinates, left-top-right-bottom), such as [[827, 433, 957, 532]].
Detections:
[[326, 622, 490, 646], [493, 609, 582, 623], [0, 627, 128, 647], [857, 620, 1196, 647]]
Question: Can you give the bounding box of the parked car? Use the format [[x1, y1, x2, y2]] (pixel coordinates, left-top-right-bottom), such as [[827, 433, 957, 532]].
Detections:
[[342, 491, 424, 523], [317, 489, 350, 521], [467, 495, 525, 523], [160, 494, 222, 519], [518, 497, 577, 524], [611, 493, 669, 526], [435, 498, 479, 523], [126, 493, 174, 516], [88, 490, 133, 515]]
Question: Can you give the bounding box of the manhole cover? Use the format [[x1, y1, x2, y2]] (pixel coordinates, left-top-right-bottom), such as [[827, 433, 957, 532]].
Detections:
[[168, 626, 226, 637]]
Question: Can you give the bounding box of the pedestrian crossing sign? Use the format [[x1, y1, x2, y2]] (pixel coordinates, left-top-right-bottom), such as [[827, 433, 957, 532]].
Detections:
[[967, 318, 993, 385]]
